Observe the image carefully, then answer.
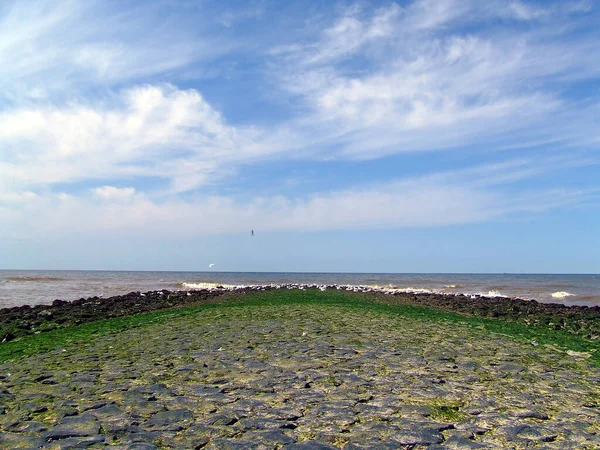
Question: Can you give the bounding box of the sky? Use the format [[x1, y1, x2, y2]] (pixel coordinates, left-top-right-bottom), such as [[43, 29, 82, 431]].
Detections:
[[0, 0, 599, 273]]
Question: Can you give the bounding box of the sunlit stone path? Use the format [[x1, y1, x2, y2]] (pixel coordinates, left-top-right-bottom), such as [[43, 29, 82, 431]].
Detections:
[[1, 304, 599, 449]]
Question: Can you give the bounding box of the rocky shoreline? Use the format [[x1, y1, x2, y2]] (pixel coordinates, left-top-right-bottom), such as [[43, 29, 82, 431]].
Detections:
[[2, 284, 600, 343]]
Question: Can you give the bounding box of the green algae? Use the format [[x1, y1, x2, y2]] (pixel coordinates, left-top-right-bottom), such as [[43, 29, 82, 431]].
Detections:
[[1, 288, 599, 367]]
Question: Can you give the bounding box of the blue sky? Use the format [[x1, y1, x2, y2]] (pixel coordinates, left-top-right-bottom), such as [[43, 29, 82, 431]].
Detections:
[[0, 0, 599, 273]]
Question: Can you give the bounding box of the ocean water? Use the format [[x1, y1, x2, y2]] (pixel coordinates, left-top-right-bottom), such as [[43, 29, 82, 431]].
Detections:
[[1, 270, 599, 309]]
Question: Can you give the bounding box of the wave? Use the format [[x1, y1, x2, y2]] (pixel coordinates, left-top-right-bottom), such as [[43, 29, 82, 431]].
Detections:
[[473, 290, 508, 298], [384, 286, 434, 294], [5, 276, 66, 283], [551, 291, 575, 299], [181, 282, 436, 293], [182, 282, 240, 290], [178, 282, 591, 306]]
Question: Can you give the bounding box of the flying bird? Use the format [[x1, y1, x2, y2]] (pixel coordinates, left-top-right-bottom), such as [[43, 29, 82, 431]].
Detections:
[[251, 230, 254, 236], [209, 263, 215, 268]]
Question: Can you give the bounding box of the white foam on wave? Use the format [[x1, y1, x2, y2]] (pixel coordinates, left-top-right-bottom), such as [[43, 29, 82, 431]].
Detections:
[[551, 291, 575, 299], [387, 286, 434, 294], [182, 282, 241, 290], [474, 290, 508, 298], [182, 282, 590, 305]]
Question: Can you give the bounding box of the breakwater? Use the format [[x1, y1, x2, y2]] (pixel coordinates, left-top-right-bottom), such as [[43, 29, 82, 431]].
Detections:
[[2, 284, 600, 343]]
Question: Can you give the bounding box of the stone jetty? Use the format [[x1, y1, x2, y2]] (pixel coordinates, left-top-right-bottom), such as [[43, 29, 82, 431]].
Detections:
[[1, 287, 599, 448]]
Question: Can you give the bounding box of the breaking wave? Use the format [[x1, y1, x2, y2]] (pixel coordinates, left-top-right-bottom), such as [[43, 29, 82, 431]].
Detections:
[[551, 291, 575, 299], [384, 286, 434, 294], [474, 290, 508, 298], [182, 282, 240, 290]]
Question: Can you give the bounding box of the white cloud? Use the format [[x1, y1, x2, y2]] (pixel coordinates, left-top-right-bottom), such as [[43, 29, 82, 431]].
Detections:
[[1, 159, 597, 239], [93, 186, 137, 201], [269, 1, 599, 160], [0, 84, 267, 194], [0, 0, 599, 244], [0, 0, 230, 103]]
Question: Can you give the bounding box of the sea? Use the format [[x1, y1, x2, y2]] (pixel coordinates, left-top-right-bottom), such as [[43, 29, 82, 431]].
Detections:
[[0, 270, 599, 309]]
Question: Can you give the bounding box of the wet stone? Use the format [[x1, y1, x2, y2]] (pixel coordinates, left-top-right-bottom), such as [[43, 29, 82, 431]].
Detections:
[[517, 410, 550, 420], [344, 442, 401, 450], [141, 408, 193, 431], [118, 444, 159, 450], [243, 429, 297, 445], [48, 434, 105, 448], [389, 428, 445, 445], [443, 435, 491, 448], [0, 431, 46, 449], [236, 417, 292, 430], [205, 438, 273, 450], [202, 413, 238, 426], [283, 441, 340, 449], [42, 414, 100, 440], [88, 403, 124, 417]]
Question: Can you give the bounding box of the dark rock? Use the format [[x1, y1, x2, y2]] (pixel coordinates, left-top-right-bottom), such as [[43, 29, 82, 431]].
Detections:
[[56, 407, 80, 420], [389, 428, 444, 445], [203, 413, 238, 426], [206, 438, 270, 450], [82, 401, 109, 411], [443, 435, 490, 448], [517, 410, 550, 420], [87, 404, 123, 417], [235, 417, 288, 430], [283, 442, 339, 449], [243, 429, 296, 445], [41, 414, 100, 440], [344, 442, 403, 450], [0, 432, 45, 448], [141, 409, 193, 431], [122, 444, 159, 450], [47, 434, 105, 448], [9, 420, 48, 433]]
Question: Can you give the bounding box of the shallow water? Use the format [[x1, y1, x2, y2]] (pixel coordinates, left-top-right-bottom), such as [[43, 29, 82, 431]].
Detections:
[[1, 270, 598, 309]]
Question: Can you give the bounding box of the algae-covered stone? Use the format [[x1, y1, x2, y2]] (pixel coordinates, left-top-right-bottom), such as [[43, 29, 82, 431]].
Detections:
[[1, 300, 599, 448]]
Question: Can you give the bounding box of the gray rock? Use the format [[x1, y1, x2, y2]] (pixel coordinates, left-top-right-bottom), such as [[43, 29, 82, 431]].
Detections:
[[206, 438, 273, 449], [283, 442, 339, 449], [202, 413, 239, 426], [389, 428, 444, 445], [88, 404, 124, 417], [8, 420, 48, 433], [141, 408, 193, 431], [517, 410, 550, 420], [42, 414, 100, 440], [344, 442, 402, 449], [0, 432, 45, 449], [47, 434, 105, 449], [236, 417, 292, 430], [243, 429, 297, 445], [124, 444, 159, 450], [443, 435, 490, 448]]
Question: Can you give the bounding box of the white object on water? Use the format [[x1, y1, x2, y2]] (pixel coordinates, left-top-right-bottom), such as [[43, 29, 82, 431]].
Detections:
[[209, 263, 215, 268]]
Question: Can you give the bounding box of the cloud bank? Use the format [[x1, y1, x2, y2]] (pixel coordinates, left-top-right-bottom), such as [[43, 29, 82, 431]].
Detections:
[[0, 0, 599, 241]]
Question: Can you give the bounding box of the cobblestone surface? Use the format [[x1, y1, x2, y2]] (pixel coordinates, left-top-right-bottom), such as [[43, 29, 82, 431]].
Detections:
[[1, 304, 599, 449]]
